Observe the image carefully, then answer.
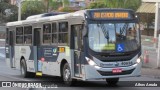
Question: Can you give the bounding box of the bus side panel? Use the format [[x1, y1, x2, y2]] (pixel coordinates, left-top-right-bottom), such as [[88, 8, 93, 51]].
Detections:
[[26, 46, 35, 72], [37, 46, 59, 75], [37, 46, 71, 76], [14, 46, 21, 70], [14, 46, 35, 72]]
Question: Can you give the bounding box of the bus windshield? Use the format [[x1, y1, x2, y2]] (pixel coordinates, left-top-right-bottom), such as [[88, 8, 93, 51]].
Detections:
[[88, 22, 140, 53]]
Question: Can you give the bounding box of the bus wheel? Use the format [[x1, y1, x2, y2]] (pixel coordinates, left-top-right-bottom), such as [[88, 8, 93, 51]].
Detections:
[[106, 78, 119, 86], [20, 59, 32, 78], [62, 63, 75, 86]]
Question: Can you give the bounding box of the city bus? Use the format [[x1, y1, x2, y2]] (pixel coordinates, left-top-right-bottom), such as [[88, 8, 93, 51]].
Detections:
[[5, 8, 142, 86]]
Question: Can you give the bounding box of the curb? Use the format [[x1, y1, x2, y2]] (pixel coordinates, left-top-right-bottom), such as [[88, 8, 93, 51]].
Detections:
[[142, 75, 160, 80]]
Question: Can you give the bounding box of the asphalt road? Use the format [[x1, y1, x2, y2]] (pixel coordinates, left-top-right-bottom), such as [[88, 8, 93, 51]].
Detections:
[[0, 48, 160, 90]]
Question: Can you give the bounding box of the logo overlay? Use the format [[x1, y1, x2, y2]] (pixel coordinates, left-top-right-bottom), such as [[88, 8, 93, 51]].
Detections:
[[1, 81, 58, 88]]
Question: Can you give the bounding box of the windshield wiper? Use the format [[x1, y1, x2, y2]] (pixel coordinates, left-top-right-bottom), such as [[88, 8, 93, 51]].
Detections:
[[99, 24, 110, 44], [100, 24, 109, 39], [120, 23, 128, 37]]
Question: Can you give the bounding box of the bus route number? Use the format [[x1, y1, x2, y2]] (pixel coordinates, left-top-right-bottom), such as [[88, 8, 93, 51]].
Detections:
[[121, 61, 134, 66]]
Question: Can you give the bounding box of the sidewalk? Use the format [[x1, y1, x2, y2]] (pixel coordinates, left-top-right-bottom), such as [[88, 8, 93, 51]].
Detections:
[[141, 67, 160, 79], [141, 35, 159, 68], [140, 35, 160, 79]]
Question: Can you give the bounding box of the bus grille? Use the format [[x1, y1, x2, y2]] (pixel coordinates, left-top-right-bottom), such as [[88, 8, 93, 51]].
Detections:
[[97, 68, 135, 76]]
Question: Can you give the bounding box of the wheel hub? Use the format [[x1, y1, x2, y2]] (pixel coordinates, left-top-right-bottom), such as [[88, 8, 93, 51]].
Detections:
[[64, 68, 70, 81], [21, 66, 24, 75]]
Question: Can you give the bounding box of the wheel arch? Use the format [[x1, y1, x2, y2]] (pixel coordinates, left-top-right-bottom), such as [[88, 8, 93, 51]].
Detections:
[[60, 59, 68, 77], [20, 56, 27, 69], [20, 56, 25, 64]]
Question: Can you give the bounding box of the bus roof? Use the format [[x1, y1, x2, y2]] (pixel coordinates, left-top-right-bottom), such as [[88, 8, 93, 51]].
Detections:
[[6, 8, 135, 27]]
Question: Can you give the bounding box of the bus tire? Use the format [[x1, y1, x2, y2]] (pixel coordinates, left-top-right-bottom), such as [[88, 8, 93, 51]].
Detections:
[[62, 63, 76, 86], [20, 59, 34, 78], [106, 78, 119, 86]]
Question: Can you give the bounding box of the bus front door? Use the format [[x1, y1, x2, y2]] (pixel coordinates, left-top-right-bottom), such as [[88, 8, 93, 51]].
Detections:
[[71, 25, 82, 77], [33, 28, 41, 73]]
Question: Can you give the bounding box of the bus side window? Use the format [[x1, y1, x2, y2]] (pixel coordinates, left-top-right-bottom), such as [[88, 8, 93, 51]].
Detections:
[[6, 28, 9, 45], [43, 24, 51, 44], [71, 25, 83, 50], [24, 26, 32, 44], [16, 27, 23, 44], [59, 22, 68, 44]]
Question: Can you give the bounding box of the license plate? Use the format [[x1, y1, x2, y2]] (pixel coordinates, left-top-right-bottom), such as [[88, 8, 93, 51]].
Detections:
[[112, 68, 122, 73]]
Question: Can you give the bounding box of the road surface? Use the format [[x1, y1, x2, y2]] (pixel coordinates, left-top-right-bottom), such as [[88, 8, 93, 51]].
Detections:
[[0, 48, 160, 90]]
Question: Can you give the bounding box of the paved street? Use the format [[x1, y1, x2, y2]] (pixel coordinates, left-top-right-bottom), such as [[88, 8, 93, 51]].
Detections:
[[1, 0, 160, 90], [0, 48, 160, 90]]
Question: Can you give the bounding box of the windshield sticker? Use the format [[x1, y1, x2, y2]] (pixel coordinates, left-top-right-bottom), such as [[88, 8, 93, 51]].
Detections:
[[93, 44, 115, 51], [116, 44, 124, 52]]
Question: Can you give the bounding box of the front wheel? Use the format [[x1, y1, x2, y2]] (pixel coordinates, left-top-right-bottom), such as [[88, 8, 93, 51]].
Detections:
[[62, 63, 76, 86], [106, 78, 119, 86]]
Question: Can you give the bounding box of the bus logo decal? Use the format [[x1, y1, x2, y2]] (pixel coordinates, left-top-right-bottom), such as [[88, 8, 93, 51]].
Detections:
[[53, 48, 57, 56], [53, 48, 57, 53]]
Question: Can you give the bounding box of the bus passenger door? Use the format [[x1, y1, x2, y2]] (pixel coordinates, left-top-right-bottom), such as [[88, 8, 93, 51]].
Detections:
[[9, 31, 15, 68], [71, 25, 83, 77], [33, 28, 41, 72]]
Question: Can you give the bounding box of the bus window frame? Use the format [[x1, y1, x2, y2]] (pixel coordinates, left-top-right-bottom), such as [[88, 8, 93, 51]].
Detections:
[[70, 24, 83, 51], [42, 22, 59, 46], [58, 21, 69, 46], [15, 26, 24, 45], [42, 23, 52, 45], [6, 28, 9, 45], [23, 26, 33, 45]]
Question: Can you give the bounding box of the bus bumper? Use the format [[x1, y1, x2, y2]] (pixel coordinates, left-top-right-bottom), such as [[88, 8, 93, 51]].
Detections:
[[83, 62, 142, 80]]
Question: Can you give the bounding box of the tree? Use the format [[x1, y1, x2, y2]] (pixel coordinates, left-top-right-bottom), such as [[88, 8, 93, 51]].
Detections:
[[57, 7, 75, 12], [43, 0, 70, 12], [49, 1, 62, 11], [44, 0, 50, 12], [62, 0, 70, 7], [0, 0, 18, 22], [87, 0, 141, 11], [21, 0, 45, 20]]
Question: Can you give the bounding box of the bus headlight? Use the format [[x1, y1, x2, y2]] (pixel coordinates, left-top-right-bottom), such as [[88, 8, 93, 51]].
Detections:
[[85, 57, 97, 66], [136, 58, 141, 63]]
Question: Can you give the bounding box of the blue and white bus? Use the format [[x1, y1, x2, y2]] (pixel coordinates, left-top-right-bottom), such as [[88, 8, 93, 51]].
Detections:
[[5, 8, 142, 86]]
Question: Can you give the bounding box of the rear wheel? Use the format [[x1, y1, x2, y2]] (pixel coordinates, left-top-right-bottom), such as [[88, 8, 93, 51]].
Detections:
[[20, 59, 35, 78], [62, 63, 76, 86], [106, 78, 119, 86]]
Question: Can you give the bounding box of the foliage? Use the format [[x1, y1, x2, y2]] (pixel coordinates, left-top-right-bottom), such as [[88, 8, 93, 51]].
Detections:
[[87, 0, 141, 10], [63, 0, 70, 7], [87, 2, 106, 9], [57, 7, 75, 12], [0, 0, 18, 22], [49, 1, 62, 11], [21, 0, 45, 20], [43, 0, 69, 11]]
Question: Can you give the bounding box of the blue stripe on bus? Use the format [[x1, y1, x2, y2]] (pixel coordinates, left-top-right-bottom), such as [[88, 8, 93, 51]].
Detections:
[[37, 46, 59, 62], [29, 46, 34, 60]]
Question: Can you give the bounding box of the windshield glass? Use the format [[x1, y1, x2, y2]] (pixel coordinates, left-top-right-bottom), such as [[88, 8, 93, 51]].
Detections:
[[88, 22, 140, 52]]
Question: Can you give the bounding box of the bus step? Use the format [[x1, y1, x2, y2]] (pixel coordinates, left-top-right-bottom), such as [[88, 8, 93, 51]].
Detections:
[[36, 72, 42, 76]]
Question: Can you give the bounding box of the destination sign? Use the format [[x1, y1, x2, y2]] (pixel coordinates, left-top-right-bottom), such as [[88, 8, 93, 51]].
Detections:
[[91, 12, 132, 19]]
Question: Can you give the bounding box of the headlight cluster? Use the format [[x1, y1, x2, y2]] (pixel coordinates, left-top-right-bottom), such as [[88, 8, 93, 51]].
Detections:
[[85, 57, 97, 66], [136, 58, 141, 63]]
